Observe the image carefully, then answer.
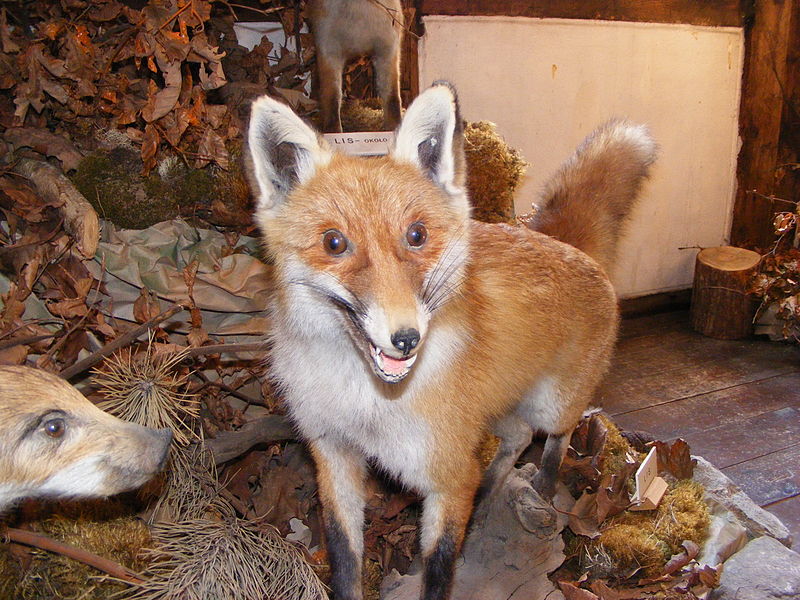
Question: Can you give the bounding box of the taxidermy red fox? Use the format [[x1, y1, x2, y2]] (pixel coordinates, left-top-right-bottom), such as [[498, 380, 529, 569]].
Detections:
[[307, 0, 403, 132], [247, 82, 656, 599], [0, 365, 172, 512]]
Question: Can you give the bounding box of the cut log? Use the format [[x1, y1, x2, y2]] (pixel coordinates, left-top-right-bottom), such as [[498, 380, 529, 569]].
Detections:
[[690, 246, 761, 340], [16, 158, 100, 259], [205, 414, 295, 465]]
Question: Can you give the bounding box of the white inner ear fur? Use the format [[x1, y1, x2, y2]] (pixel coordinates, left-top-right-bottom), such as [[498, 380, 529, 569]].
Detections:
[[392, 85, 460, 196], [248, 95, 332, 212]]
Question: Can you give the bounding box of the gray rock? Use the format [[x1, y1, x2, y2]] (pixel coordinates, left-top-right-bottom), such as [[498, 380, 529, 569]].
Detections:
[[381, 463, 568, 600], [711, 536, 800, 600], [693, 456, 792, 547]]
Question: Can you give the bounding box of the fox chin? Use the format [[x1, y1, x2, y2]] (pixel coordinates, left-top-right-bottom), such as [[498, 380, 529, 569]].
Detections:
[[247, 80, 656, 600]]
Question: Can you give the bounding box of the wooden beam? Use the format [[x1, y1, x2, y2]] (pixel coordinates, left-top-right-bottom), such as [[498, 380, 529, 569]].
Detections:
[[418, 0, 746, 27], [730, 0, 799, 249], [400, 1, 421, 106]]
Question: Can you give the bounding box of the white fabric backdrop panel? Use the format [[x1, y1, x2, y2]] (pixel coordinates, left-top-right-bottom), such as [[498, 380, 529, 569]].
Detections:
[[419, 16, 744, 298]]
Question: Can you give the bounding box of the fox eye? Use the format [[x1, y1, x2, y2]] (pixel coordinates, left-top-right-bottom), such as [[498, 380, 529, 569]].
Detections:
[[43, 418, 66, 439], [406, 222, 427, 248], [322, 229, 348, 256]]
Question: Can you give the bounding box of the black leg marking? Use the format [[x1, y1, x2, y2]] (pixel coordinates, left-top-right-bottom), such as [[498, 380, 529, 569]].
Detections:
[[422, 529, 457, 600], [532, 433, 569, 500], [326, 515, 362, 600]]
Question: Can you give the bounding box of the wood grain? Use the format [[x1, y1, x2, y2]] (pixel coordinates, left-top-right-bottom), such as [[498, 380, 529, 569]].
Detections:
[[418, 0, 745, 26], [680, 407, 800, 470], [730, 0, 799, 248], [722, 444, 800, 506], [611, 373, 800, 440], [597, 328, 799, 414]]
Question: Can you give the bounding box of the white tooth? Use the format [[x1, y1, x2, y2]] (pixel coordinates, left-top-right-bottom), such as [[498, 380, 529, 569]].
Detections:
[[406, 355, 417, 367]]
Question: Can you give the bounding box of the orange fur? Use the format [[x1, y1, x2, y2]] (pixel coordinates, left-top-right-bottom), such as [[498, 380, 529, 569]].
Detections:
[[247, 82, 656, 600]]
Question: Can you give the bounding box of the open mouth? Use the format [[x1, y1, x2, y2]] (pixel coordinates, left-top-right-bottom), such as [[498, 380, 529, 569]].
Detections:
[[369, 344, 418, 384]]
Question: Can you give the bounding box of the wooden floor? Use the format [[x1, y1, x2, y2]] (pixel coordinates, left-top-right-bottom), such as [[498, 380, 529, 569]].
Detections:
[[597, 310, 800, 546]]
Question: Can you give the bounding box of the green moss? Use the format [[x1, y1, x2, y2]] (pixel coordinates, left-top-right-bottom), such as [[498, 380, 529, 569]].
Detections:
[[583, 479, 710, 578], [0, 499, 153, 599], [71, 148, 181, 229]]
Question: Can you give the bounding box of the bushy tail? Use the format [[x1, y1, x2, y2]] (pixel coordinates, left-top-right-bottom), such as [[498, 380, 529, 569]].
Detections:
[[526, 119, 657, 273]]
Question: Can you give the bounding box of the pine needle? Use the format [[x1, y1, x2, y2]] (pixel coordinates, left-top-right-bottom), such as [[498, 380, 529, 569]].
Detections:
[[122, 518, 327, 600]]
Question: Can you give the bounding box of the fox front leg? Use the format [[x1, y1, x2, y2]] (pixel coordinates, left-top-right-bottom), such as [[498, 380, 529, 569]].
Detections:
[[309, 439, 367, 600], [419, 461, 481, 600]]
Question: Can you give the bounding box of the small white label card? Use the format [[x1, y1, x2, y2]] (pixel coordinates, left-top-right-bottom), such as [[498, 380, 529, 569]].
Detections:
[[630, 446, 668, 511], [323, 131, 395, 156]]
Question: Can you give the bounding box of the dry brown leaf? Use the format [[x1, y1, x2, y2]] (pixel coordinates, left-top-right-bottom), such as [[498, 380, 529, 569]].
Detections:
[[4, 127, 83, 171], [47, 297, 89, 319], [559, 581, 600, 600], [568, 490, 601, 538], [589, 580, 623, 600], [195, 127, 228, 169], [653, 439, 696, 480], [141, 122, 160, 174], [141, 56, 182, 122], [133, 287, 162, 323]]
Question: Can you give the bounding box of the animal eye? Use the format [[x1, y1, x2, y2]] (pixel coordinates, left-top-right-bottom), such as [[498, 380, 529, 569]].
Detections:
[[44, 418, 66, 439], [322, 230, 348, 256], [406, 222, 428, 248]]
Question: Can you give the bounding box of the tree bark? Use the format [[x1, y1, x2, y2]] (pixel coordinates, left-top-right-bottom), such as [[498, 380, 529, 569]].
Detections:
[[690, 246, 761, 340]]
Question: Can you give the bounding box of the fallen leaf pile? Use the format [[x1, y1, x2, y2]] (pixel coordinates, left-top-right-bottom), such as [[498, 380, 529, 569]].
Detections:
[[557, 413, 714, 599]]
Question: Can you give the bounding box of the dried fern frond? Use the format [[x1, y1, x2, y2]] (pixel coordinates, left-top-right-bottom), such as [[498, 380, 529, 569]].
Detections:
[[123, 517, 327, 600], [94, 342, 198, 445]]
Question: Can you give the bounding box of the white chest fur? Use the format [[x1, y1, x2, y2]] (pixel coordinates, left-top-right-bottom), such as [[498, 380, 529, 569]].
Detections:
[[269, 306, 463, 495]]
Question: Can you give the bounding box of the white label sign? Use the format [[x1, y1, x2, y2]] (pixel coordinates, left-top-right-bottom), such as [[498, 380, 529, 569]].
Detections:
[[323, 132, 395, 156], [631, 446, 668, 511]]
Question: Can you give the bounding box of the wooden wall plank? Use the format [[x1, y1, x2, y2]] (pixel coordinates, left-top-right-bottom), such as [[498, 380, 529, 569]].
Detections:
[[418, 0, 746, 27], [731, 0, 799, 249]]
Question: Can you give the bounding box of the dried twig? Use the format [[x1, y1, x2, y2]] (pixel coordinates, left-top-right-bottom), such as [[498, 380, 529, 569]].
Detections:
[[59, 304, 185, 380], [3, 527, 145, 585]]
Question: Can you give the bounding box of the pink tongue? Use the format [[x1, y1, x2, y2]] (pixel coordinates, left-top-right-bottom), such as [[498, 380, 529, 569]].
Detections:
[[381, 353, 408, 375]]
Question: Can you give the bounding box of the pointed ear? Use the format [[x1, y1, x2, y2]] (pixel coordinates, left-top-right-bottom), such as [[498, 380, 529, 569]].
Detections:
[[392, 81, 467, 200], [247, 95, 332, 214]]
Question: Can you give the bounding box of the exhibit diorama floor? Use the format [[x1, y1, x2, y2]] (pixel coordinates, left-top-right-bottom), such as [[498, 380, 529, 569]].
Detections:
[[597, 309, 800, 546]]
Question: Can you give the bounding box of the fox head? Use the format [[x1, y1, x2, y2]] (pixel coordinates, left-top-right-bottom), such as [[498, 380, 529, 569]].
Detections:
[[0, 366, 172, 511], [248, 82, 470, 384]]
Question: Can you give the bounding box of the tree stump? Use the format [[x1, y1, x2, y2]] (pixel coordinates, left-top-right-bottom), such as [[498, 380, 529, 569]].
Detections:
[[690, 246, 761, 340]]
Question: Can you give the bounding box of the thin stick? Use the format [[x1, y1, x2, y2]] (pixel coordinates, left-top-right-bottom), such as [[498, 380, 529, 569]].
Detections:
[[59, 304, 185, 380], [4, 527, 145, 585], [183, 341, 265, 358], [0, 334, 55, 351]]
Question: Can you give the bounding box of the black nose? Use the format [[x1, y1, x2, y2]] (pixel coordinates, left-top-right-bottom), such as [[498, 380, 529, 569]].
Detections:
[[391, 328, 420, 356]]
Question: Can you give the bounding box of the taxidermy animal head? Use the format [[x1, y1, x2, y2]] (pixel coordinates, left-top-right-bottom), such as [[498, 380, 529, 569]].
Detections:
[[0, 365, 172, 512]]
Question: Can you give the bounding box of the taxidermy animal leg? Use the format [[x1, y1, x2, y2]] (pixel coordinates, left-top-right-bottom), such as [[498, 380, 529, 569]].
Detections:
[[531, 433, 571, 500], [309, 0, 404, 133], [475, 415, 533, 505], [317, 52, 345, 133], [372, 34, 402, 130], [420, 458, 482, 600], [309, 439, 367, 600]]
